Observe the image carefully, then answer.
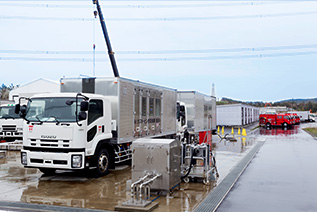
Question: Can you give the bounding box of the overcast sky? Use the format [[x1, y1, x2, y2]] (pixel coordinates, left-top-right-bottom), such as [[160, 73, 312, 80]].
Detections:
[[1, 1, 317, 102]]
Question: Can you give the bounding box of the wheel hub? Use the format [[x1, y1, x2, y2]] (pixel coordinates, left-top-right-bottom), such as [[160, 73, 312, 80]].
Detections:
[[98, 153, 108, 172]]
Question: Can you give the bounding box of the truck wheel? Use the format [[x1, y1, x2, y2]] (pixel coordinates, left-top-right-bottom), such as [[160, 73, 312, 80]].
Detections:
[[95, 149, 110, 177], [265, 123, 271, 128], [283, 122, 288, 127], [39, 168, 56, 176]]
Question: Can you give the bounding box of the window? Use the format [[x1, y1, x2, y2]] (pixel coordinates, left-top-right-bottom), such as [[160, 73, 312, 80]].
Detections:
[[88, 100, 103, 125], [25, 97, 81, 123], [0, 106, 20, 119]]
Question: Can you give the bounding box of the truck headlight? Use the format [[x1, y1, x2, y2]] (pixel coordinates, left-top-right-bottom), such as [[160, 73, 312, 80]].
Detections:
[[21, 152, 27, 165], [71, 155, 82, 168]]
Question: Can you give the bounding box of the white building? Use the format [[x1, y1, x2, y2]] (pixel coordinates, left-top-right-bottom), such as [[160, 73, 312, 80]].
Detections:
[[9, 78, 59, 103], [217, 103, 260, 126]]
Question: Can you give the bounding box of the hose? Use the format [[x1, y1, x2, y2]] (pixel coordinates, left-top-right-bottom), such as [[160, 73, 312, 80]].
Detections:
[[181, 146, 195, 180]]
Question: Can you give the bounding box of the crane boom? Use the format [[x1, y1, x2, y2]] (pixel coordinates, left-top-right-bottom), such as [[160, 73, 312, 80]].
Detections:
[[93, 0, 120, 77]]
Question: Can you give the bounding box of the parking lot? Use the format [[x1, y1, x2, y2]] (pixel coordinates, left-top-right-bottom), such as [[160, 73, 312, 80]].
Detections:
[[0, 126, 259, 212]]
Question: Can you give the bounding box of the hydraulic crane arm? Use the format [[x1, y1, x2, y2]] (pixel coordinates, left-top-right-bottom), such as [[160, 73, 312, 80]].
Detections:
[[93, 0, 120, 77]]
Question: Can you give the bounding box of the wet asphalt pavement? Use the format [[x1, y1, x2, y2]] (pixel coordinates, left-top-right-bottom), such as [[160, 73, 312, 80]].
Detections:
[[0, 126, 257, 212], [216, 123, 317, 212], [2, 123, 314, 212]]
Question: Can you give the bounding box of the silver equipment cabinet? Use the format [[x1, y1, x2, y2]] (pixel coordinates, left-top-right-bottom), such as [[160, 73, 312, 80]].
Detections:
[[131, 138, 181, 191]]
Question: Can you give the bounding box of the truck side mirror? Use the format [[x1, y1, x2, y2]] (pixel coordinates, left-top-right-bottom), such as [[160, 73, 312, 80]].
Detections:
[[15, 104, 20, 114], [78, 111, 87, 120], [80, 101, 89, 112]]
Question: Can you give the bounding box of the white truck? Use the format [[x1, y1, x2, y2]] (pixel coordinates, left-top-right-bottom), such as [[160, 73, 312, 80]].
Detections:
[[177, 91, 216, 144], [16, 77, 178, 176], [291, 111, 312, 122], [0, 103, 23, 142]]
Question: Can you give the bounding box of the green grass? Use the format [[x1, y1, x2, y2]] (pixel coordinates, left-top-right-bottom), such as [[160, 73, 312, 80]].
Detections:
[[303, 128, 317, 137]]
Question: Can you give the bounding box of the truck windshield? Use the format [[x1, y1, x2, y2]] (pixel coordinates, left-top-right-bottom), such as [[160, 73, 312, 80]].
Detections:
[[0, 106, 20, 119], [25, 97, 82, 123]]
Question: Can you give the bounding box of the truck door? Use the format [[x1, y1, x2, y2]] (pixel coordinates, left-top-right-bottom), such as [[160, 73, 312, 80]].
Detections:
[[276, 115, 282, 126], [87, 99, 104, 145]]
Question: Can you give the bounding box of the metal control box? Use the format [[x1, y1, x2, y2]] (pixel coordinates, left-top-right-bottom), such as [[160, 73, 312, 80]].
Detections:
[[131, 138, 181, 191]]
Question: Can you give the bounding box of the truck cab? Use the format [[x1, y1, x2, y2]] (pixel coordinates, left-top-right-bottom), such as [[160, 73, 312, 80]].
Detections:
[[18, 92, 115, 176], [0, 104, 23, 142]]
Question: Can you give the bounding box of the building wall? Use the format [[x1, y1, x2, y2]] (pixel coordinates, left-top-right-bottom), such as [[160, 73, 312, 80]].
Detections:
[[9, 78, 59, 103], [217, 104, 259, 126]]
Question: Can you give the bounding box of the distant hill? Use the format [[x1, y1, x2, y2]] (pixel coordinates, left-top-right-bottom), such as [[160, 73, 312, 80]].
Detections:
[[278, 98, 317, 103], [218, 97, 317, 112]]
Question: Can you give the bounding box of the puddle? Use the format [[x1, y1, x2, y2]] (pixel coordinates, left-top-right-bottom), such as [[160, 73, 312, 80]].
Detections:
[[0, 133, 259, 212], [259, 125, 300, 136]]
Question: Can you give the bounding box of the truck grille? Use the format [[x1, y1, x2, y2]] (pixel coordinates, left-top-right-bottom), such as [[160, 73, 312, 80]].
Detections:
[[36, 139, 70, 148], [2, 125, 16, 131]]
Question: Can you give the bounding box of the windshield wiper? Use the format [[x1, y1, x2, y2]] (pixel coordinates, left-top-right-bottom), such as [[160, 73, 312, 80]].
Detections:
[[50, 116, 60, 125], [35, 115, 43, 125]]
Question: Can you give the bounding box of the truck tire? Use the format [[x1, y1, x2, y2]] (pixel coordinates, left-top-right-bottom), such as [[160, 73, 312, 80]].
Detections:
[[95, 149, 110, 177], [283, 122, 288, 127], [39, 168, 56, 176], [265, 123, 271, 128]]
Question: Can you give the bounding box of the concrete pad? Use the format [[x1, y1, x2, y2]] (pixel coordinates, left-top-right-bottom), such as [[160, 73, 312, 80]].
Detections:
[[115, 202, 158, 212]]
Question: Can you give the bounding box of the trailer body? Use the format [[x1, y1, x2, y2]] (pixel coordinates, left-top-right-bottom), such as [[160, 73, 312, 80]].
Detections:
[[290, 111, 310, 122]]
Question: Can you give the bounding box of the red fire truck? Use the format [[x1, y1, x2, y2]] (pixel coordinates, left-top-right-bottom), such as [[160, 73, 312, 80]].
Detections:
[[259, 113, 293, 127]]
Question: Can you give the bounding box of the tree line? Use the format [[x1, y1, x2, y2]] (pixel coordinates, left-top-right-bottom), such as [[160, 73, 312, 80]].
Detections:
[[218, 97, 317, 113], [0, 84, 16, 100]]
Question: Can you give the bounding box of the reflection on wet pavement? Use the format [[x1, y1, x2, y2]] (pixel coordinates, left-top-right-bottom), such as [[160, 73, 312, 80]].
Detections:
[[259, 125, 300, 136], [0, 133, 259, 212], [216, 123, 317, 212]]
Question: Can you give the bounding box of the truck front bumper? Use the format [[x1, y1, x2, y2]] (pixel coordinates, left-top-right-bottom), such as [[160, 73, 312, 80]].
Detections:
[[21, 150, 85, 170]]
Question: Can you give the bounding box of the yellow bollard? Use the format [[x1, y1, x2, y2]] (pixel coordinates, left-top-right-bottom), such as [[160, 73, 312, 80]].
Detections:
[[217, 126, 220, 134], [221, 126, 224, 135], [231, 127, 234, 135], [242, 128, 247, 136], [238, 128, 241, 135]]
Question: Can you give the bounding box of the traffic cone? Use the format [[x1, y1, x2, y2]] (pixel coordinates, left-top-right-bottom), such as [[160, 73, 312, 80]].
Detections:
[[217, 126, 220, 134], [242, 128, 247, 136], [242, 137, 246, 146], [221, 126, 224, 135], [231, 127, 234, 135], [238, 128, 241, 135]]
